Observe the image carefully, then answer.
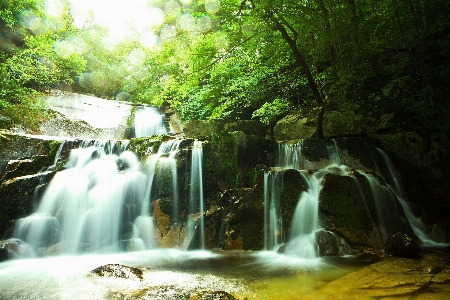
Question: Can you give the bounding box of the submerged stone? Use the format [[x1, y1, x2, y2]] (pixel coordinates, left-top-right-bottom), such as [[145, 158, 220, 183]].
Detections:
[[91, 264, 143, 281], [189, 290, 245, 300]]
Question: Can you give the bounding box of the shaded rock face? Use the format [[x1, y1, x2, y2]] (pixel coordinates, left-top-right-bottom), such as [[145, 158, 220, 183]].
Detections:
[[369, 131, 450, 242], [273, 113, 317, 142], [315, 230, 353, 256], [318, 171, 416, 253], [0, 171, 56, 238], [184, 120, 268, 139]]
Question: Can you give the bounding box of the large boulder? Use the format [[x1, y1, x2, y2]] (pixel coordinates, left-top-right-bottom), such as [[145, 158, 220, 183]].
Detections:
[[273, 113, 317, 142], [384, 232, 421, 259], [0, 171, 55, 237]]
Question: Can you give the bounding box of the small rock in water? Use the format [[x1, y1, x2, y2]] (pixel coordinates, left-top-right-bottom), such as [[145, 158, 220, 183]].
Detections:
[[384, 232, 421, 259], [189, 290, 246, 300], [91, 264, 143, 281], [354, 253, 381, 264]]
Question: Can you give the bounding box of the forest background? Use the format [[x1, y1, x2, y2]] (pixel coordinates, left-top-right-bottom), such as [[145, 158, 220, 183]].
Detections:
[[1, 0, 449, 135]]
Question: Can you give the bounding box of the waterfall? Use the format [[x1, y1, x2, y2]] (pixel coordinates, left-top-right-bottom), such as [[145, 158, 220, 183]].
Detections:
[[264, 140, 347, 257], [284, 174, 321, 258], [276, 142, 303, 169], [13, 145, 151, 255], [264, 171, 283, 251], [376, 149, 440, 246], [134, 106, 167, 137], [188, 141, 205, 249]]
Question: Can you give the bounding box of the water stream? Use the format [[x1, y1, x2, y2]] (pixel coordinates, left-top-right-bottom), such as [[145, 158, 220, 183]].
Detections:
[[134, 106, 167, 137]]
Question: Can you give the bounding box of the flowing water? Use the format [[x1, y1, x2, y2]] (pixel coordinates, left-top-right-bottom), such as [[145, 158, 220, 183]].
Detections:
[[188, 141, 205, 249], [134, 106, 167, 137], [4, 135, 450, 299], [13, 144, 149, 255], [264, 141, 342, 257]]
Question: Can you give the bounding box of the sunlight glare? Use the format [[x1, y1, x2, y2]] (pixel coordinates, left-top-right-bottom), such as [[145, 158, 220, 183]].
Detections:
[[43, 0, 65, 17], [69, 0, 165, 45]]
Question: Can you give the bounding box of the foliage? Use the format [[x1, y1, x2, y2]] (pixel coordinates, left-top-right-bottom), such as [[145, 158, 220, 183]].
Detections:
[[0, 0, 87, 129], [2, 0, 450, 132]]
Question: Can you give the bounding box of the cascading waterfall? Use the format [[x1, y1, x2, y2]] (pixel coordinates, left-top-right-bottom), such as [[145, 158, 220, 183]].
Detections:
[[376, 149, 440, 246], [148, 139, 182, 223], [13, 142, 150, 255], [264, 171, 283, 251], [188, 141, 205, 249], [264, 140, 344, 257], [284, 174, 321, 257], [134, 106, 167, 137]]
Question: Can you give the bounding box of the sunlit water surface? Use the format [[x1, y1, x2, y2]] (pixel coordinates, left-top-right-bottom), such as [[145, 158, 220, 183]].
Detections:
[[0, 250, 360, 300]]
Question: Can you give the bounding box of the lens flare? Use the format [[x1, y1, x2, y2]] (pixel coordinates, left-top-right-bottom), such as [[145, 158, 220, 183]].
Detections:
[[53, 40, 73, 59], [115, 91, 130, 101], [177, 13, 195, 31], [160, 24, 176, 41], [197, 15, 212, 33], [45, 16, 65, 32], [70, 36, 87, 55], [205, 0, 220, 14], [127, 49, 146, 67], [148, 7, 165, 27], [165, 0, 181, 18]]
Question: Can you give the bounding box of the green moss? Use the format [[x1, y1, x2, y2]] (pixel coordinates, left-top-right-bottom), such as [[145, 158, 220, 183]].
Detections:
[[127, 136, 164, 160], [47, 140, 61, 158], [126, 106, 138, 127]]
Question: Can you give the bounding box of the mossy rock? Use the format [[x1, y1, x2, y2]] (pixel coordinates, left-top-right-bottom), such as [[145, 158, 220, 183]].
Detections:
[[319, 173, 383, 251], [219, 187, 265, 250], [183, 120, 227, 138], [127, 136, 164, 160], [273, 113, 317, 142]]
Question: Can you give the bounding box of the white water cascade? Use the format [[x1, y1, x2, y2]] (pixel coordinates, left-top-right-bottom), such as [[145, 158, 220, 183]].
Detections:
[[284, 174, 321, 258], [264, 140, 347, 258], [13, 143, 151, 255], [134, 106, 167, 137], [187, 141, 205, 249], [376, 149, 443, 246]]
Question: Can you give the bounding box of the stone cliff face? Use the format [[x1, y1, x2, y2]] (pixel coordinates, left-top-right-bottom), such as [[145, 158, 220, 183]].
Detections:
[[1, 116, 449, 257]]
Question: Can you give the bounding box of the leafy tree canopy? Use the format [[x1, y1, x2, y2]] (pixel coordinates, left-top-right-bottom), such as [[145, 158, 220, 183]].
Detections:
[[1, 0, 449, 132]]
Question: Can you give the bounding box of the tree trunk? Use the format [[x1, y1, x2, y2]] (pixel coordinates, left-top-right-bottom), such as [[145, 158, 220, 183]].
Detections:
[[268, 12, 324, 106]]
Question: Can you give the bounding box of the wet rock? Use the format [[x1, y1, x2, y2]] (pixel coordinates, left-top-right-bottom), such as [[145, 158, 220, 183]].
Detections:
[[92, 264, 143, 281], [0, 171, 55, 236], [384, 232, 421, 258], [0, 134, 52, 176], [315, 230, 353, 256], [220, 187, 265, 251], [318, 173, 384, 252], [0, 239, 23, 260], [189, 290, 246, 300], [309, 252, 450, 298]]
